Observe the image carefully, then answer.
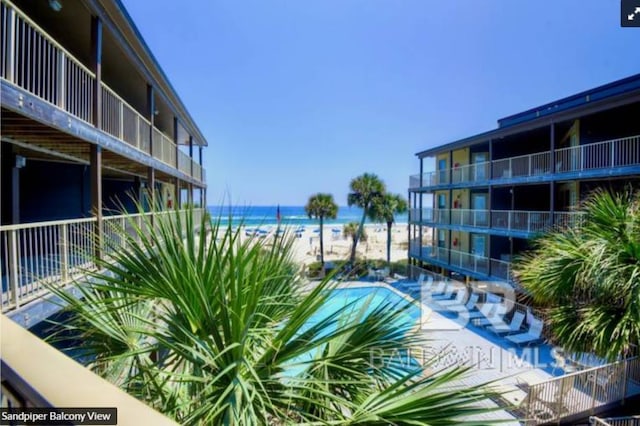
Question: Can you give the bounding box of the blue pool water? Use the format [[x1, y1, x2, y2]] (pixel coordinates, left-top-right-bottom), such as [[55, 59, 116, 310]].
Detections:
[[309, 286, 420, 327], [284, 286, 421, 377]]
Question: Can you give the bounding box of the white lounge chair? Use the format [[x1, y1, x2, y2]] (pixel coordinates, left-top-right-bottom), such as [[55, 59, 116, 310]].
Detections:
[[431, 283, 455, 301], [437, 288, 468, 308], [506, 318, 544, 346], [428, 280, 446, 296], [449, 292, 479, 313], [466, 302, 495, 320], [475, 304, 508, 327], [487, 311, 525, 335]]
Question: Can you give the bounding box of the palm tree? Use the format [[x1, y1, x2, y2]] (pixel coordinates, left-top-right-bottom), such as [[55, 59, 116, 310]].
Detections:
[[305, 193, 338, 267], [344, 221, 367, 257], [347, 173, 385, 265], [48, 206, 500, 425], [369, 193, 408, 268], [514, 189, 640, 361]]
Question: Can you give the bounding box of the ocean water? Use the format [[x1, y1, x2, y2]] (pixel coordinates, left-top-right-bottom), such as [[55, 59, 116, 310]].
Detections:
[[207, 205, 409, 227]]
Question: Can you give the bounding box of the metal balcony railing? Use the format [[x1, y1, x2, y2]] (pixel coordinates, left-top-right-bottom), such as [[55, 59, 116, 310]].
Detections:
[[491, 210, 551, 233], [413, 208, 584, 234], [0, 0, 205, 182], [451, 162, 491, 184], [409, 135, 640, 190], [492, 150, 551, 179], [408, 243, 510, 279], [556, 135, 640, 173], [520, 357, 640, 425], [450, 209, 489, 227], [0, 209, 204, 313]]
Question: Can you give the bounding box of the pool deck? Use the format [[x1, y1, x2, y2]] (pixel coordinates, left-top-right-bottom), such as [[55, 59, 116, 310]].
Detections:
[[332, 279, 556, 425]]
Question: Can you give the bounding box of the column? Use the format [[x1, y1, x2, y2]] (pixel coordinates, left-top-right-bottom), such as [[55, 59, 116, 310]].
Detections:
[[90, 16, 103, 260], [173, 117, 179, 170], [91, 16, 102, 128], [91, 145, 103, 260], [189, 136, 194, 179], [147, 85, 155, 210], [418, 158, 423, 260], [550, 123, 556, 225]]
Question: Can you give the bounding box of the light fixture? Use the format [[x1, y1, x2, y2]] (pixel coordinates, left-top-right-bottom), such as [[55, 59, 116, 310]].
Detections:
[[48, 0, 62, 12], [154, 110, 159, 116]]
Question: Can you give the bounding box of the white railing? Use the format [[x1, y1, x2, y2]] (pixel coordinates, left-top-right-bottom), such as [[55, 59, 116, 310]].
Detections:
[[1, 217, 95, 311], [522, 357, 640, 425], [451, 162, 491, 184], [449, 248, 490, 275], [1, 209, 204, 313], [492, 150, 551, 179], [489, 258, 512, 281], [410, 135, 640, 190], [491, 210, 551, 233], [554, 211, 585, 229], [0, 0, 205, 182], [556, 135, 640, 173], [178, 150, 192, 174], [408, 244, 514, 280], [408, 171, 448, 189], [0, 0, 95, 123], [590, 416, 640, 426], [450, 209, 489, 227]]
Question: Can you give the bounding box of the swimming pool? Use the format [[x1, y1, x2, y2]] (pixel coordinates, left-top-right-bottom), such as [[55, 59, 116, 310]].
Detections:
[[283, 286, 422, 377]]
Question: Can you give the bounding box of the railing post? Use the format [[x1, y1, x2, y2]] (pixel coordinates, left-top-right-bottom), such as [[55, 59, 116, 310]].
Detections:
[[8, 229, 20, 309], [119, 102, 124, 139], [60, 223, 69, 281], [590, 369, 598, 414], [57, 51, 66, 109], [528, 155, 532, 177], [135, 115, 140, 149], [621, 361, 628, 404], [611, 141, 616, 168], [5, 6, 15, 82]]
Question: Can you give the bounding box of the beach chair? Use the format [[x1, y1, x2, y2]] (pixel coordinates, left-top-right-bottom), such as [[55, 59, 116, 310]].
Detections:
[[431, 283, 455, 301], [487, 311, 525, 335], [506, 317, 544, 346], [474, 304, 508, 327], [448, 292, 479, 313], [428, 280, 446, 296], [436, 287, 468, 308], [466, 302, 495, 321]]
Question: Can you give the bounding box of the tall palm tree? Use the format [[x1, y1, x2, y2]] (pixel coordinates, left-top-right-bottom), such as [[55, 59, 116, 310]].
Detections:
[[369, 193, 408, 268], [514, 189, 640, 361], [48, 206, 500, 425], [347, 173, 385, 265], [305, 193, 338, 267]]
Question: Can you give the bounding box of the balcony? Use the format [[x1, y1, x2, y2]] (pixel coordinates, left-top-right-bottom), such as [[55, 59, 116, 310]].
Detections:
[[0, 0, 204, 183], [0, 209, 204, 314], [409, 242, 513, 282], [411, 208, 584, 235], [409, 135, 640, 190]]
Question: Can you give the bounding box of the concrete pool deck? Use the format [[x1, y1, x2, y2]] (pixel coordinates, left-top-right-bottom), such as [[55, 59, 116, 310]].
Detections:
[[330, 279, 557, 425]]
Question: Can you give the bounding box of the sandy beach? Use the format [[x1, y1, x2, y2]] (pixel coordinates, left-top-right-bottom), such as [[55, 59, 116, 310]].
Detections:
[[235, 223, 418, 268]]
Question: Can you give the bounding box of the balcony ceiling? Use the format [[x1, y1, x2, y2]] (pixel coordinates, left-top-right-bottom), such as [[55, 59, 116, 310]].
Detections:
[[1, 108, 177, 182]]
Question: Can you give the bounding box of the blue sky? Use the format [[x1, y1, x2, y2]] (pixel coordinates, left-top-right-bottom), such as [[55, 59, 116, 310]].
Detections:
[[123, 0, 638, 206]]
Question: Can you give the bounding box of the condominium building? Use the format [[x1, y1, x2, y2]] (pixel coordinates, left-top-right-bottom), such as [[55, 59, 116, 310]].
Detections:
[[408, 74, 640, 289], [1, 0, 207, 414]]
